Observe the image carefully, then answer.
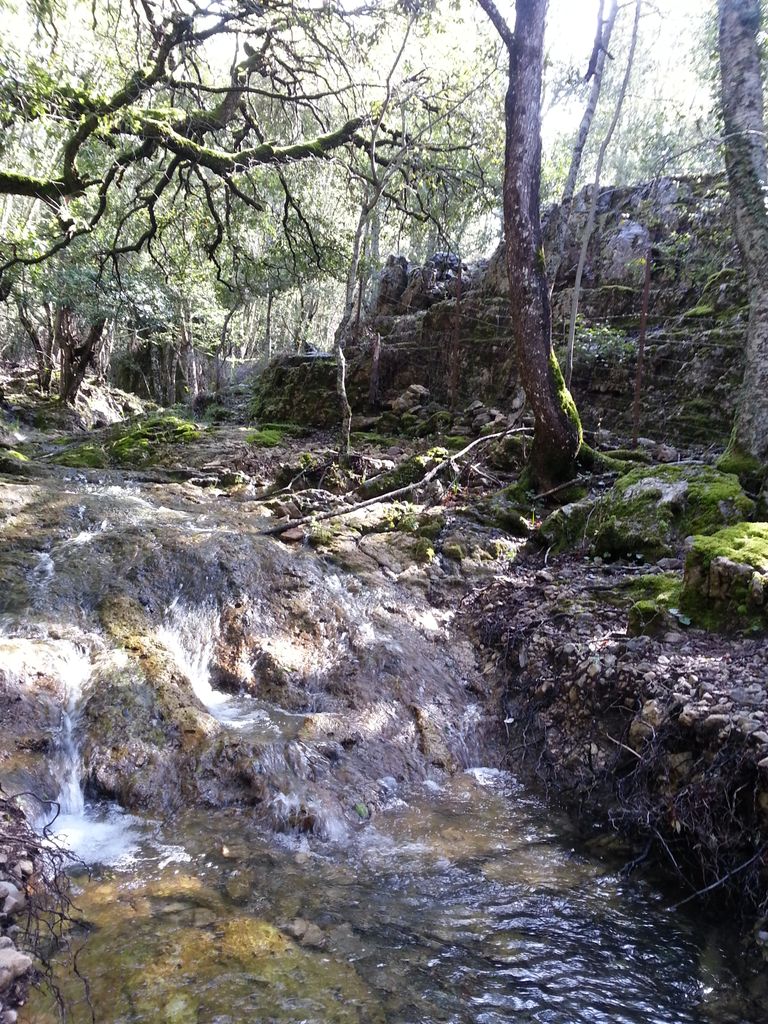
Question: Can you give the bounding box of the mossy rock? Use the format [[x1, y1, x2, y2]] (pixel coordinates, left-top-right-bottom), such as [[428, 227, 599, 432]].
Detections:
[[588, 463, 754, 560], [0, 448, 34, 475], [443, 434, 470, 451], [358, 450, 447, 499], [410, 410, 454, 437], [61, 415, 203, 468], [246, 422, 310, 447], [247, 427, 286, 447], [472, 492, 533, 537], [539, 499, 593, 551], [488, 433, 527, 471], [54, 443, 109, 468], [250, 356, 339, 427], [625, 573, 685, 635], [350, 431, 400, 447], [682, 522, 768, 632], [716, 446, 765, 493]]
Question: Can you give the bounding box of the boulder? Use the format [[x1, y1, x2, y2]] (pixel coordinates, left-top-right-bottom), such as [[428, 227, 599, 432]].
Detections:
[[584, 464, 754, 560]]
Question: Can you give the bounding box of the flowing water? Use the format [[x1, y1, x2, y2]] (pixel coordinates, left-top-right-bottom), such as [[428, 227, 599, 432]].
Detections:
[[23, 767, 762, 1024], [1, 470, 763, 1023]]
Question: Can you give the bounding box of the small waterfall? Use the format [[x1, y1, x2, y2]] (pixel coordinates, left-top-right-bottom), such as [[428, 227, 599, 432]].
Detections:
[[157, 600, 230, 713], [52, 645, 91, 817]]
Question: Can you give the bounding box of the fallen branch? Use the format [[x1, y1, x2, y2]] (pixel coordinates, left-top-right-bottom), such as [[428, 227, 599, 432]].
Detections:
[[260, 427, 531, 536]]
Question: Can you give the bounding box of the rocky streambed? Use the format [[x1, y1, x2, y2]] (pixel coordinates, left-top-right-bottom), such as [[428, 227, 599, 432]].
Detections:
[[0, 414, 767, 1021]]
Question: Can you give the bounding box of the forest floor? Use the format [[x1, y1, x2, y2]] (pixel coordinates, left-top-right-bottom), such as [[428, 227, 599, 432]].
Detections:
[[1, 363, 767, 976]]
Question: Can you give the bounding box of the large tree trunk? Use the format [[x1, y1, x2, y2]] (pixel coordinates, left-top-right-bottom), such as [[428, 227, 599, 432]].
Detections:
[[718, 0, 768, 476], [485, 0, 581, 487]]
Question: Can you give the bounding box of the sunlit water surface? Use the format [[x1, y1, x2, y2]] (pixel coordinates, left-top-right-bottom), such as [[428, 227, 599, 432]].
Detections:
[[24, 768, 762, 1024]]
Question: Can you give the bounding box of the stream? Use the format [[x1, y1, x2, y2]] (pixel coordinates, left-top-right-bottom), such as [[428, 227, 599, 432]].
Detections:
[[0, 469, 762, 1023]]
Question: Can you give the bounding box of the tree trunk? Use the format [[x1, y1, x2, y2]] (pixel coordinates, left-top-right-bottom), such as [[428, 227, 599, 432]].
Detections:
[[565, 0, 641, 387], [58, 309, 106, 405], [17, 301, 54, 393], [718, 0, 768, 475], [547, 0, 619, 288], [264, 289, 274, 361], [482, 0, 582, 487], [150, 344, 163, 402]]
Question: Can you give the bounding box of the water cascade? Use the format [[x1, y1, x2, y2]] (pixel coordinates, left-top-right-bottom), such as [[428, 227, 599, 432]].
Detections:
[[1, 473, 761, 1023]]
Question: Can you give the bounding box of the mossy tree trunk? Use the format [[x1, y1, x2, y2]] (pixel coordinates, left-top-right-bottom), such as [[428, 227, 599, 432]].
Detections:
[[480, 0, 582, 488], [718, 0, 768, 478]]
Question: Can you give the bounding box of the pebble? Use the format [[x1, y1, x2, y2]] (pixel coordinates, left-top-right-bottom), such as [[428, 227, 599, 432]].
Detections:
[[286, 917, 326, 949]]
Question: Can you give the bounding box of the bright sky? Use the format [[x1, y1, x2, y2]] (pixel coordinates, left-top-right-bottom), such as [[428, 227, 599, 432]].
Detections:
[[538, 0, 714, 155]]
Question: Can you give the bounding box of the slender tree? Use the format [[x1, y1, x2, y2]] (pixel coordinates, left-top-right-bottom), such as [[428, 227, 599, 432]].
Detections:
[[565, 0, 641, 388], [717, 0, 768, 482], [546, 0, 619, 288], [478, 0, 582, 487]]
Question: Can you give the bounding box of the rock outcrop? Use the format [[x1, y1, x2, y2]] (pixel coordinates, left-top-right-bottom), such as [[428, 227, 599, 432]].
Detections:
[[252, 175, 746, 447]]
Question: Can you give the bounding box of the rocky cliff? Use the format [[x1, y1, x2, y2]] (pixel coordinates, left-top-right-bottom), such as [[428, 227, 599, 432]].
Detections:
[[249, 175, 745, 446]]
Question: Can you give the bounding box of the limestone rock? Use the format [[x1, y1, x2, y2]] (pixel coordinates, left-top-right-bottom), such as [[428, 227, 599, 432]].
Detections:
[[0, 948, 32, 989]]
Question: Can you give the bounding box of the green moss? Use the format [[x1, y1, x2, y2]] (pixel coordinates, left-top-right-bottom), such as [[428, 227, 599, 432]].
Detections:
[[3, 448, 28, 462], [104, 415, 201, 466], [247, 427, 285, 447], [416, 512, 446, 540], [473, 489, 534, 537], [443, 542, 466, 561], [683, 304, 716, 319], [444, 434, 470, 451], [681, 523, 768, 633], [717, 443, 765, 492], [412, 411, 453, 437], [686, 521, 768, 573], [350, 431, 399, 447], [625, 573, 684, 634], [549, 350, 583, 446], [359, 452, 443, 499], [0, 448, 34, 475], [413, 537, 435, 563], [308, 521, 344, 547], [603, 448, 652, 464], [251, 357, 339, 427], [702, 267, 738, 293], [55, 443, 109, 468], [578, 443, 631, 474], [539, 499, 592, 551], [591, 463, 755, 560], [488, 433, 527, 471]]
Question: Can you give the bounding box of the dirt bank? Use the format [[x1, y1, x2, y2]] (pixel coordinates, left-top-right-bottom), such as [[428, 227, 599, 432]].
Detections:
[[472, 551, 768, 952]]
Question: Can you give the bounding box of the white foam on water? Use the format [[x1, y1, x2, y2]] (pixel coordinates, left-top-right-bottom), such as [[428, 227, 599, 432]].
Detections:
[[47, 805, 144, 868], [157, 600, 233, 714], [54, 644, 92, 816]]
